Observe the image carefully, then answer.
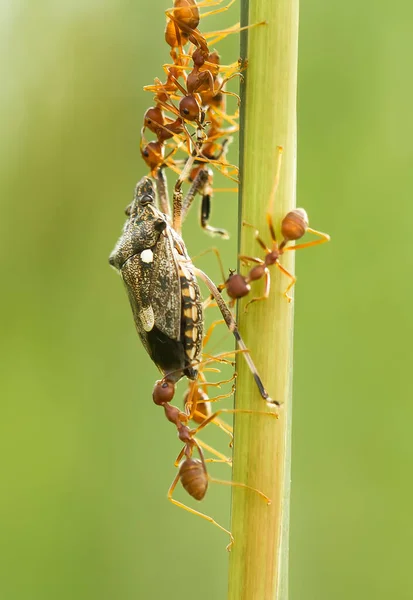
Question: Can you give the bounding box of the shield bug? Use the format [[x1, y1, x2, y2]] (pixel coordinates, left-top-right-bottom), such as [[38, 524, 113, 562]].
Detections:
[[109, 176, 203, 383], [109, 175, 276, 403]]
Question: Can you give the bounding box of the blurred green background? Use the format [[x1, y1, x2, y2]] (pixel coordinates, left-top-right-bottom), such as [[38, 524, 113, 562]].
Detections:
[[1, 1, 412, 599]]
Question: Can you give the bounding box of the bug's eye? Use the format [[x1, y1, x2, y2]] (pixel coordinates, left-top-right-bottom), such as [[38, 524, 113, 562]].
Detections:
[[154, 218, 167, 232]]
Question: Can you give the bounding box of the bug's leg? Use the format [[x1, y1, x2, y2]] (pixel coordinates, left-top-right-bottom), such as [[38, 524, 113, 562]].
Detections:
[[200, 177, 230, 239], [172, 158, 196, 235], [155, 167, 171, 219], [181, 167, 209, 221], [194, 267, 277, 404]]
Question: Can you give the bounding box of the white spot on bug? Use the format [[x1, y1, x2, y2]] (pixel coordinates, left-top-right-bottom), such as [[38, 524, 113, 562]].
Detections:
[[139, 306, 155, 331], [141, 249, 153, 263]]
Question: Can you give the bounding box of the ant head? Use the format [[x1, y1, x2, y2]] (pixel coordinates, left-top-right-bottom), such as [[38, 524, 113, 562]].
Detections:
[[153, 379, 175, 405], [179, 95, 200, 121], [140, 141, 164, 172], [226, 273, 251, 300], [143, 107, 164, 133]]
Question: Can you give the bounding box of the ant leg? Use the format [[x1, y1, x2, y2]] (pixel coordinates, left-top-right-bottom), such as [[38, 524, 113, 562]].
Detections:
[[238, 254, 264, 268], [266, 146, 284, 242], [204, 21, 266, 46], [276, 262, 296, 303], [210, 106, 239, 128], [203, 319, 226, 346], [208, 477, 271, 505], [168, 473, 235, 550], [173, 446, 187, 468], [191, 408, 278, 438], [197, 438, 231, 464], [242, 221, 271, 253], [196, 413, 234, 442], [194, 267, 276, 403], [243, 270, 271, 313], [190, 247, 226, 282], [283, 228, 331, 251], [220, 89, 241, 107]]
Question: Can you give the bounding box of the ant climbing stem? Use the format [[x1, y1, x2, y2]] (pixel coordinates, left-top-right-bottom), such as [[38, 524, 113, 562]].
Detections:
[[225, 146, 331, 308], [152, 370, 277, 550]]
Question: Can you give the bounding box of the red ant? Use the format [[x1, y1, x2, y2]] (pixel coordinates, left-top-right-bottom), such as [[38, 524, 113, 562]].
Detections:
[[152, 356, 276, 549], [225, 147, 330, 309]]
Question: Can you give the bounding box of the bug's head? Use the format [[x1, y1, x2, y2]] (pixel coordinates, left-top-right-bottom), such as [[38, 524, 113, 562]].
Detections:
[[134, 176, 156, 207], [110, 177, 165, 270], [125, 177, 156, 218]]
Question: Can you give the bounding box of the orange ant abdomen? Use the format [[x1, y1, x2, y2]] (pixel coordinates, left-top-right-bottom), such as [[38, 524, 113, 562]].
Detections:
[[179, 457, 208, 500], [183, 386, 211, 424], [281, 208, 309, 242], [173, 0, 200, 31]]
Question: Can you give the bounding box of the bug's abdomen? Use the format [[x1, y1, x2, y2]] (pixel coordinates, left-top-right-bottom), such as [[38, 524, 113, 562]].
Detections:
[[179, 264, 203, 380], [145, 327, 187, 378]]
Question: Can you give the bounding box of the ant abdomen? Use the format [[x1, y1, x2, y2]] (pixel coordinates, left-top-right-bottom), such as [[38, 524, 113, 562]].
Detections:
[[179, 457, 208, 501], [281, 208, 309, 242], [183, 387, 211, 424]]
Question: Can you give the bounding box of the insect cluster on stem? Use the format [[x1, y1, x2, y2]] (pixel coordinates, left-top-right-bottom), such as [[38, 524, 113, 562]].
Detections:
[[109, 0, 329, 549]]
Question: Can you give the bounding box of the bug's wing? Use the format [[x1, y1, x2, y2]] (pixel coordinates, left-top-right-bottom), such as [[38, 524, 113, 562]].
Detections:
[[149, 229, 182, 341], [121, 254, 156, 336]]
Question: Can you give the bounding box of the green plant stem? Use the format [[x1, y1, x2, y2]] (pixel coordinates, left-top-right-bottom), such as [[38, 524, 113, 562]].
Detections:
[[227, 0, 299, 599]]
